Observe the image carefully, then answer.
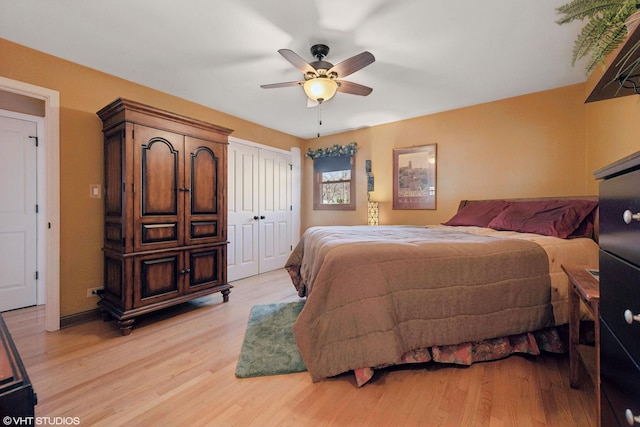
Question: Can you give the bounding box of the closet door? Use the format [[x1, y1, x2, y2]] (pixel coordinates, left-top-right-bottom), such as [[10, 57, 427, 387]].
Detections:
[[258, 149, 292, 272], [228, 141, 292, 281], [227, 143, 259, 281]]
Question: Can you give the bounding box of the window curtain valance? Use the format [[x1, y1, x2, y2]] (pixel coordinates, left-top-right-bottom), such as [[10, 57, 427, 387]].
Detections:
[[305, 142, 358, 159]]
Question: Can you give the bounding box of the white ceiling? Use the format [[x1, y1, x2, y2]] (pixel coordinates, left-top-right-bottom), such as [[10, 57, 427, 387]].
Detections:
[[0, 0, 587, 139]]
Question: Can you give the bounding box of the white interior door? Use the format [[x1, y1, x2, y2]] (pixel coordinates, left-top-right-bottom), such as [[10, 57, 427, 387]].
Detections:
[[227, 142, 260, 281], [0, 115, 37, 311], [228, 139, 293, 281], [258, 149, 292, 272]]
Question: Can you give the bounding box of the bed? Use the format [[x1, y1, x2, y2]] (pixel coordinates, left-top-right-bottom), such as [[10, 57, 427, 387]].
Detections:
[[285, 197, 599, 386]]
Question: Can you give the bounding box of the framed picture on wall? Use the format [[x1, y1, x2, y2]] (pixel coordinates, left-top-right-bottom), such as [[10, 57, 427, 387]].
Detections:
[[393, 144, 437, 210]]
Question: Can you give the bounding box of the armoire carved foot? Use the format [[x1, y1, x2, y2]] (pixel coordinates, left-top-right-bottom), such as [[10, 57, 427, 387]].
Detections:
[[118, 319, 135, 336]]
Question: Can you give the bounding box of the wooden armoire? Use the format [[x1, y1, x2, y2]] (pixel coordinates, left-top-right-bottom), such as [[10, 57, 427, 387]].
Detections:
[[96, 98, 233, 335]]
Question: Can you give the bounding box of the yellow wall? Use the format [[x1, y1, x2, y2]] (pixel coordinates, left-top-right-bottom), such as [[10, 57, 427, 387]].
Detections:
[[0, 38, 303, 317], [302, 84, 590, 229]]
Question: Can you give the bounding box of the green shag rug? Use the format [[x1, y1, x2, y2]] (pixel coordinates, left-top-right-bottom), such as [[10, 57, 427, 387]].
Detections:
[[235, 301, 307, 378]]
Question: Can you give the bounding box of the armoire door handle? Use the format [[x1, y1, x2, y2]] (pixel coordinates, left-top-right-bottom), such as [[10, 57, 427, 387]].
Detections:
[[260, 215, 266, 220], [253, 216, 259, 220]]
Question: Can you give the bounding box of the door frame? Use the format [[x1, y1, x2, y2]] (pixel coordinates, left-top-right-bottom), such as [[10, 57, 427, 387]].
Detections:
[[0, 76, 60, 331]]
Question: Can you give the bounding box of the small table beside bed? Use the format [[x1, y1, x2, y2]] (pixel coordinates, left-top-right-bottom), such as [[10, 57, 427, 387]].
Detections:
[[285, 197, 599, 386]]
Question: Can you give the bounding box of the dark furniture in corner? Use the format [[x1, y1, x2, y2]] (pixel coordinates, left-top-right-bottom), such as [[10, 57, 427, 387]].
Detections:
[[586, 24, 640, 104], [595, 150, 640, 426], [0, 314, 36, 419], [97, 99, 233, 336]]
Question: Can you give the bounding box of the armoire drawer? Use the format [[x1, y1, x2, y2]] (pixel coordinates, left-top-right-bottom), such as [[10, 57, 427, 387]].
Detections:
[[600, 250, 640, 363], [601, 320, 640, 427], [599, 167, 640, 267]]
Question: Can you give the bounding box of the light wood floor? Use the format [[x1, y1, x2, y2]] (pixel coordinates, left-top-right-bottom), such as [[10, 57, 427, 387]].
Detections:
[[4, 269, 597, 427]]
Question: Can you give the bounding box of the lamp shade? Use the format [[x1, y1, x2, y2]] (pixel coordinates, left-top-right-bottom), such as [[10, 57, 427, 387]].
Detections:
[[367, 201, 379, 226], [303, 78, 338, 103]]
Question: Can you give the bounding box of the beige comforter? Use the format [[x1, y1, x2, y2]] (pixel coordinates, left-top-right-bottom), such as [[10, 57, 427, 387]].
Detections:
[[286, 225, 598, 381]]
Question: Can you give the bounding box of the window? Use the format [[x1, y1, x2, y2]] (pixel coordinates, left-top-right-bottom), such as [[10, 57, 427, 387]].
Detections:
[[313, 155, 355, 210]]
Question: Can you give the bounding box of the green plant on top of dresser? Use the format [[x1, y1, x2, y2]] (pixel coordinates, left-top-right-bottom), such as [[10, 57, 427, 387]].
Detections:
[[556, 0, 640, 74]]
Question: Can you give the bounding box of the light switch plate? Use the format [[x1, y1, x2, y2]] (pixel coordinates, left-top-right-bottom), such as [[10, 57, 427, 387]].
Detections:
[[90, 184, 101, 198]]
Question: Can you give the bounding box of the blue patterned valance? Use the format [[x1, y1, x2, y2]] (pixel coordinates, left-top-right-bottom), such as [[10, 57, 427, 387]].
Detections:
[[305, 142, 358, 159]]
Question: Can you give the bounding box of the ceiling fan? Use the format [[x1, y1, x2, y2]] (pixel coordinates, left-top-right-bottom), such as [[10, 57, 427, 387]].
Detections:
[[261, 44, 375, 107]]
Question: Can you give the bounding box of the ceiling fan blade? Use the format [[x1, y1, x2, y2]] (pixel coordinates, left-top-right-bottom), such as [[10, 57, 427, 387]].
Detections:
[[260, 81, 303, 89], [328, 51, 375, 78], [336, 80, 373, 96], [278, 49, 317, 74]]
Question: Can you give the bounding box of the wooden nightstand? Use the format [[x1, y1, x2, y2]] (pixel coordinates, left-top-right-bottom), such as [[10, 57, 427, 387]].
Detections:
[[562, 264, 600, 422]]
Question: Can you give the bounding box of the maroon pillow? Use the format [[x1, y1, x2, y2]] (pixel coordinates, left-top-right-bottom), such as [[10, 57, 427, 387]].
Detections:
[[568, 206, 598, 239], [486, 200, 599, 238], [443, 200, 512, 227]]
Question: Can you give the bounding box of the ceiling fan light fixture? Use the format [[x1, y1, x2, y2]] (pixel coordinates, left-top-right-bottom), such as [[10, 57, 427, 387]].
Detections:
[[303, 78, 338, 103], [261, 45, 374, 106]]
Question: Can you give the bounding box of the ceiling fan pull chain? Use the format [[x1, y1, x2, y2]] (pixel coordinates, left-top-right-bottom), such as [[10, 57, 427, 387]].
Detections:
[[317, 105, 322, 137]]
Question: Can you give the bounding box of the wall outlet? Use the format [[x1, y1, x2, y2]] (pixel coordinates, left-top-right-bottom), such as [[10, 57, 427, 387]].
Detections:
[[87, 287, 102, 298]]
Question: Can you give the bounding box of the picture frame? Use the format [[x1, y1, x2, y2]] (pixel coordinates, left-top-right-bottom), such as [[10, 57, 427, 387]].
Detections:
[[393, 144, 437, 210]]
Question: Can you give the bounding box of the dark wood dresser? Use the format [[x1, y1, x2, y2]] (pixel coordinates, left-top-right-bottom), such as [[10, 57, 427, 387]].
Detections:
[[595, 151, 640, 427], [0, 314, 36, 419]]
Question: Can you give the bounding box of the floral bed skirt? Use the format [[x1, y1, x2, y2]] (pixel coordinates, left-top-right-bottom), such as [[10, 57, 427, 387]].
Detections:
[[353, 327, 568, 387]]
